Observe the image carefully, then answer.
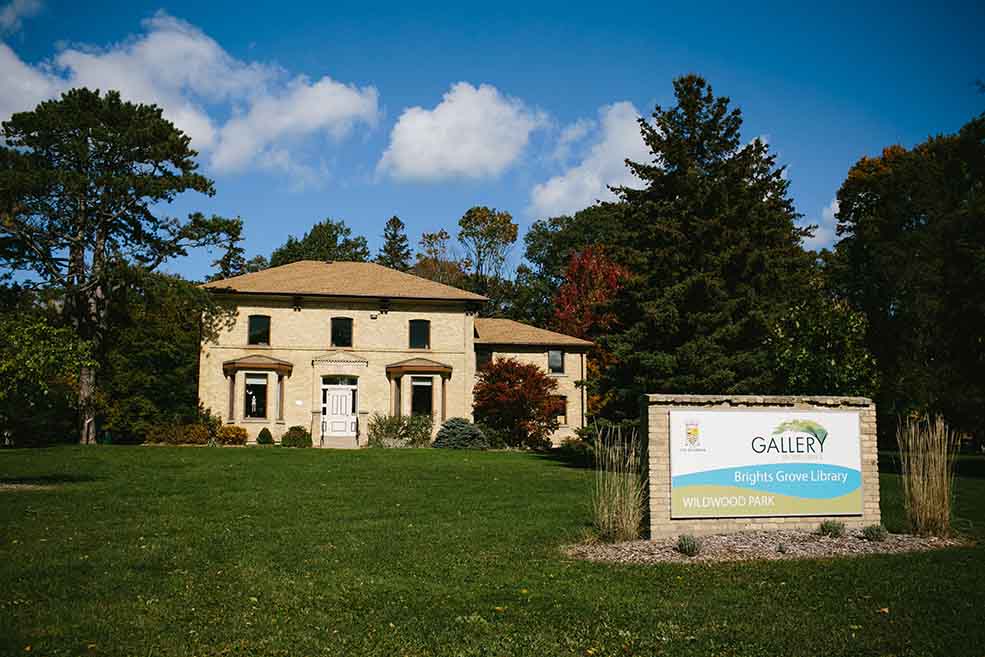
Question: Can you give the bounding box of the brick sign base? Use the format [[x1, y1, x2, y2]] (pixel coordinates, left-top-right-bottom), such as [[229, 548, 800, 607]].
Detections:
[[642, 394, 881, 538]]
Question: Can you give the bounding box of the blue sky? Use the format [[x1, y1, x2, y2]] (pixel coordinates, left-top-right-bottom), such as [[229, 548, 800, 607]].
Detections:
[[2, 0, 983, 279]]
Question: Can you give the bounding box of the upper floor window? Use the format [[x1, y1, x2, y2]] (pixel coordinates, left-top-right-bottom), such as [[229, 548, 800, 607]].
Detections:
[[409, 319, 430, 349], [476, 349, 492, 370], [331, 317, 353, 348], [248, 315, 270, 345], [548, 349, 564, 374]]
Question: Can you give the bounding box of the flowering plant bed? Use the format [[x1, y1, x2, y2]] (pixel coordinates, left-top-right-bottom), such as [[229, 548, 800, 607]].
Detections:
[[565, 529, 968, 564]]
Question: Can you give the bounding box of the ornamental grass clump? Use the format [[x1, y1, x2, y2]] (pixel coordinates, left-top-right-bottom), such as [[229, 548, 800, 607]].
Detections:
[[677, 534, 702, 557], [818, 520, 846, 538], [896, 415, 959, 536], [591, 425, 644, 542], [862, 524, 889, 542]]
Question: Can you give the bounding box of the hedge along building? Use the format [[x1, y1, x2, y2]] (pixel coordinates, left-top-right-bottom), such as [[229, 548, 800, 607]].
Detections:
[[198, 260, 591, 447], [643, 394, 881, 537]]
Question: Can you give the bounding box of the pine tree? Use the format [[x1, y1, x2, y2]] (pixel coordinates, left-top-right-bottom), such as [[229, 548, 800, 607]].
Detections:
[[602, 75, 813, 416], [376, 215, 412, 271]]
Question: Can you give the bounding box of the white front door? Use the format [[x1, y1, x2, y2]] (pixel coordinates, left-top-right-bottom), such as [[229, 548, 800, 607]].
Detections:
[[321, 386, 356, 437]]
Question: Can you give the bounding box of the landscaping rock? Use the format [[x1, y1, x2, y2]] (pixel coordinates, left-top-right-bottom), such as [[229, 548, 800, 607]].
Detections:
[[565, 529, 968, 564]]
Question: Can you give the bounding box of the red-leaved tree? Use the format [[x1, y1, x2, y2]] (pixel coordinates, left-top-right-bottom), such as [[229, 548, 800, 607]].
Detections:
[[473, 358, 565, 449], [550, 247, 630, 415]]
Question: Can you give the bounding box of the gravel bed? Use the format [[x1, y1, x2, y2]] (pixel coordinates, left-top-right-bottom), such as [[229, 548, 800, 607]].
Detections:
[[565, 529, 968, 564]]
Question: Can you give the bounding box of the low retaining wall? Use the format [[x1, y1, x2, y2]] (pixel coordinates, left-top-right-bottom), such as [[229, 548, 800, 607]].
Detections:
[[643, 394, 881, 538]]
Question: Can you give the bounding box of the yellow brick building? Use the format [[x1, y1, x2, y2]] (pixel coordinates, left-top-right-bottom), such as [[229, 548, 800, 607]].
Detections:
[[198, 261, 590, 447]]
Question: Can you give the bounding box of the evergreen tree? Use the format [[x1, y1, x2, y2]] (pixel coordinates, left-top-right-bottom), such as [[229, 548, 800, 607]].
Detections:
[[376, 215, 412, 271], [269, 217, 370, 266], [603, 75, 814, 416], [0, 88, 240, 443]]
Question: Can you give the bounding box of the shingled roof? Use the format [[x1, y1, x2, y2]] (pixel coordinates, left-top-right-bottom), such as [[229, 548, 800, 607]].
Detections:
[[474, 318, 592, 348], [203, 260, 487, 302]]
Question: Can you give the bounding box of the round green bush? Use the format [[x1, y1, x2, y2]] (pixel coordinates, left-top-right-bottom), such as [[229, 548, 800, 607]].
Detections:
[[433, 418, 488, 450], [281, 425, 312, 448], [256, 427, 273, 445]]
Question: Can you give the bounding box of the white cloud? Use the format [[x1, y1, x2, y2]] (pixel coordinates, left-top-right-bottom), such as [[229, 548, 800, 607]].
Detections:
[[0, 0, 41, 34], [551, 117, 595, 162], [529, 101, 648, 217], [0, 11, 379, 178], [212, 75, 378, 172], [378, 82, 546, 181], [803, 198, 839, 251]]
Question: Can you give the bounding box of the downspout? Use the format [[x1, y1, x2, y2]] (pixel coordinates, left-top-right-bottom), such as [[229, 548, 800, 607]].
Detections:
[[581, 352, 586, 428]]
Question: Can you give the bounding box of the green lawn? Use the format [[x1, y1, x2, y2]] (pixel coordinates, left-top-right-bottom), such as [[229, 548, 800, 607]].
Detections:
[[1, 447, 983, 656]]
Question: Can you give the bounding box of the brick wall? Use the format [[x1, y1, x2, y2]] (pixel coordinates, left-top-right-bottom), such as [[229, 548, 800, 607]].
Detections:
[[643, 394, 881, 538]]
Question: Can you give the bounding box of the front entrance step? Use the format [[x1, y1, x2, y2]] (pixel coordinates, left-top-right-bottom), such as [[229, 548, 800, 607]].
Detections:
[[318, 435, 361, 449]]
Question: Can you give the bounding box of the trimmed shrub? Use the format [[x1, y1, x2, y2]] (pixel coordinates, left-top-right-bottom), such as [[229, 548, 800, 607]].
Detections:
[[146, 423, 178, 444], [556, 437, 594, 466], [862, 524, 889, 542], [367, 413, 433, 448], [475, 422, 508, 449], [281, 425, 312, 448], [217, 425, 247, 446], [256, 427, 273, 445], [433, 418, 488, 450], [818, 520, 846, 537], [677, 534, 702, 557], [181, 423, 211, 445]]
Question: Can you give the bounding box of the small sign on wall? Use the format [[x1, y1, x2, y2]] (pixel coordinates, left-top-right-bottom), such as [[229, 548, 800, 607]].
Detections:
[[669, 410, 862, 518]]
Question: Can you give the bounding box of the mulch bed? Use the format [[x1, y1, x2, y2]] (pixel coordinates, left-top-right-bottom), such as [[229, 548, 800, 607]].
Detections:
[[565, 529, 969, 564]]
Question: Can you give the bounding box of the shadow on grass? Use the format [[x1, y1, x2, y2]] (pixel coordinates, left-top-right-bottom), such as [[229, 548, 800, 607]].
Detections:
[[534, 447, 594, 470], [0, 473, 98, 486]]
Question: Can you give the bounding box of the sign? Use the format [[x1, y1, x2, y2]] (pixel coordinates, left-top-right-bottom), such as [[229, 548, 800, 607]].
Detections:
[[670, 410, 862, 518]]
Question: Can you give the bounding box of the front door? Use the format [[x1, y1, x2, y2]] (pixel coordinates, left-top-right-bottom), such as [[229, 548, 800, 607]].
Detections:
[[321, 386, 356, 437]]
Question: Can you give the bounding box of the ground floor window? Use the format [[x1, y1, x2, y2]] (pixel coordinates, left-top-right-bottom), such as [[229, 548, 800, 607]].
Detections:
[[411, 376, 433, 417], [244, 373, 268, 418], [554, 395, 568, 425]]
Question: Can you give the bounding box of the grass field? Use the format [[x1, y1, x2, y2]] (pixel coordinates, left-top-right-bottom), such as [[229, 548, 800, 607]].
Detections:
[[1, 447, 983, 656]]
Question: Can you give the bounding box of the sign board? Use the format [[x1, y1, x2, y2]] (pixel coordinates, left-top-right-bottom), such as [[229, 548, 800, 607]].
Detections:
[[670, 410, 862, 518]]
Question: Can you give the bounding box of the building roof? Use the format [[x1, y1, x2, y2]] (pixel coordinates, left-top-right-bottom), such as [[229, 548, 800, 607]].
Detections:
[[203, 260, 487, 302], [474, 318, 592, 348]]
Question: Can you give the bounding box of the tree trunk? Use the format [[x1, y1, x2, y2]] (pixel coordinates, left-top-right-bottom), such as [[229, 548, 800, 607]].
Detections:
[[79, 365, 97, 444]]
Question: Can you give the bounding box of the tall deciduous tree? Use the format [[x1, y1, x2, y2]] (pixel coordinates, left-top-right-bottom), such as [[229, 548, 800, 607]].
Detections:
[[412, 229, 470, 287], [551, 247, 629, 415], [457, 206, 518, 294], [376, 215, 412, 271], [100, 268, 232, 442], [831, 114, 985, 442], [515, 203, 625, 327], [604, 75, 813, 416], [269, 217, 370, 267], [0, 88, 241, 443]]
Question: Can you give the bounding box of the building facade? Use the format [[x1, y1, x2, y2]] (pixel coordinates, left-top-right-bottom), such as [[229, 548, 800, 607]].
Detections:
[[198, 260, 590, 447]]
